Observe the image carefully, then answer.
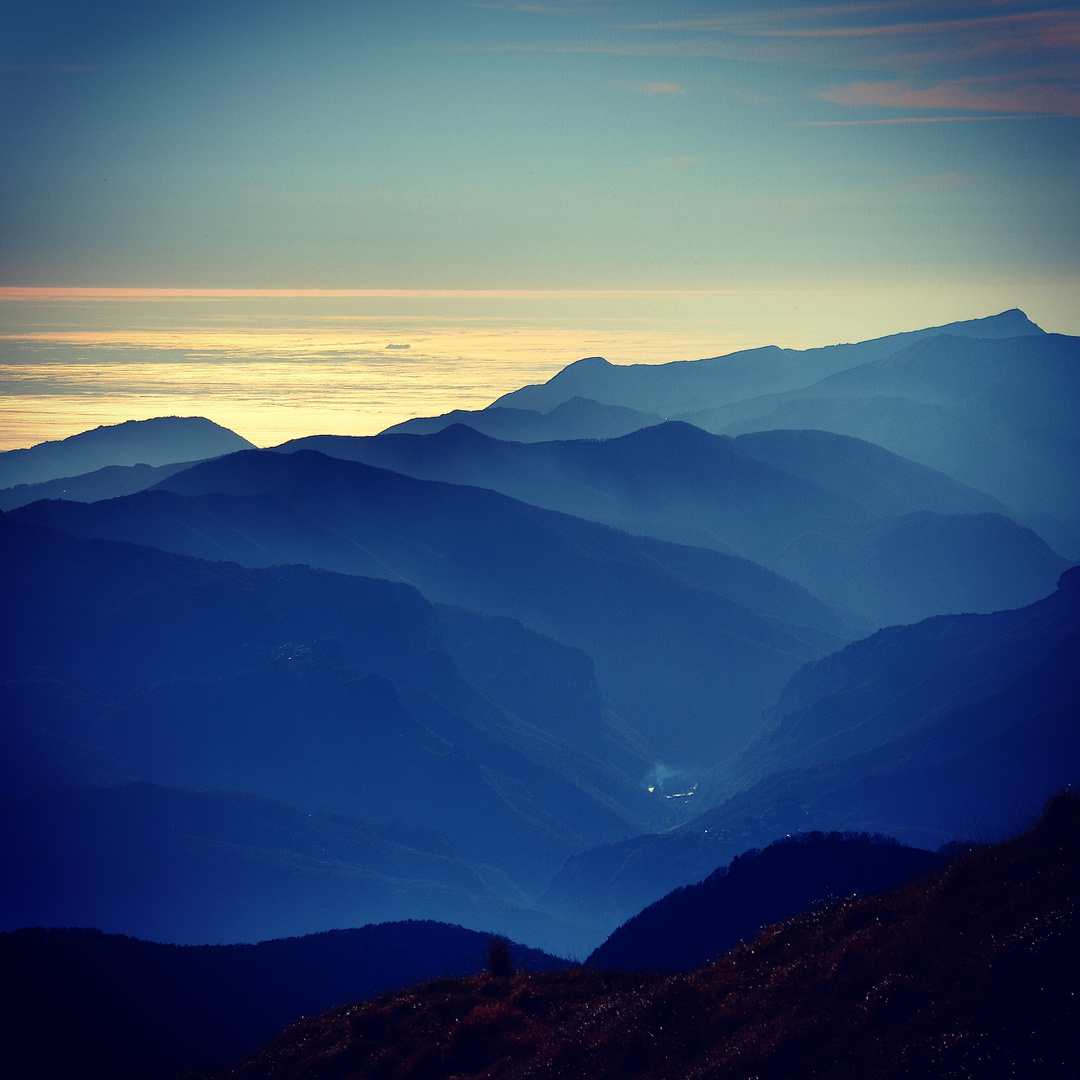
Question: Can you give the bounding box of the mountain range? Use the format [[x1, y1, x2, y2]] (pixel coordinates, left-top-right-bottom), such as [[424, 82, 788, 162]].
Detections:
[[0, 512, 665, 947], [273, 421, 1066, 628], [0, 308, 1077, 1074], [10, 449, 846, 767]]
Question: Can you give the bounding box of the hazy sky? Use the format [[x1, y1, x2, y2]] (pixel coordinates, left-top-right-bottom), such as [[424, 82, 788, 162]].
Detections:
[[1, 1, 1078, 446]]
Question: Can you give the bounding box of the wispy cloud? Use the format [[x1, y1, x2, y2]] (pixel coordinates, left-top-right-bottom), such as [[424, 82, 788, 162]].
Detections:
[[633, 6, 1080, 40], [614, 79, 689, 94], [621, 2, 1080, 119], [901, 172, 981, 190], [470, 2, 582, 14], [819, 76, 1080, 115], [796, 113, 1052, 124], [1, 64, 105, 73]]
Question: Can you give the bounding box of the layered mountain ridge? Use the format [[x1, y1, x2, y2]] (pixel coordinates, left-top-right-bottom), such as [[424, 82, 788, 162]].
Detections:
[[1, 309, 1077, 1075]]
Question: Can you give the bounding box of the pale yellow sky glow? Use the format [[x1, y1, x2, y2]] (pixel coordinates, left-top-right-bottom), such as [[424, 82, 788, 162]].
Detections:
[[2, 280, 1076, 451]]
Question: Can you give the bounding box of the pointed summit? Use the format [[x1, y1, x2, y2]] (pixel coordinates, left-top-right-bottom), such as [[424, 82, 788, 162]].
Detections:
[[936, 308, 1045, 338]]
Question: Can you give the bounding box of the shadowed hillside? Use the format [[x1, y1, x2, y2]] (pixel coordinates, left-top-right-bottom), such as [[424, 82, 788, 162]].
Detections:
[[586, 831, 946, 974], [204, 792, 1079, 1080], [12, 449, 847, 767], [2, 922, 569, 1080], [538, 567, 1080, 930], [272, 422, 1067, 628]]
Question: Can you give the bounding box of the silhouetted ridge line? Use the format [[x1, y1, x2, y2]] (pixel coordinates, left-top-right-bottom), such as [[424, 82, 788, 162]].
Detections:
[[586, 830, 946, 973], [0, 416, 254, 488]]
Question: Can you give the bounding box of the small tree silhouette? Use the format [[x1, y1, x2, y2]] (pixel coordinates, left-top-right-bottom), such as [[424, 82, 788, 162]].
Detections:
[[486, 936, 515, 978]]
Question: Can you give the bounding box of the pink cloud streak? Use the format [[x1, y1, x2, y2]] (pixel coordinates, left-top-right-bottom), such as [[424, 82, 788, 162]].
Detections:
[[819, 77, 1080, 115]]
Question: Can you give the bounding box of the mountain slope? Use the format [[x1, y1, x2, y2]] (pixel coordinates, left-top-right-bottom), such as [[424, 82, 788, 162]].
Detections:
[[0, 784, 525, 945], [586, 831, 946, 973], [205, 792, 1080, 1080], [492, 310, 1044, 416], [381, 396, 663, 442], [697, 331, 1080, 519], [538, 568, 1080, 930], [0, 459, 200, 511], [733, 428, 1012, 518], [2, 922, 569, 1080], [12, 450, 847, 767], [0, 416, 254, 488], [271, 422, 1066, 628]]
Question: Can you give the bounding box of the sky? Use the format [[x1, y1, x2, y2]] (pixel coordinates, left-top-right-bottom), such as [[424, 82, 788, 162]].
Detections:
[[1, 0, 1078, 448]]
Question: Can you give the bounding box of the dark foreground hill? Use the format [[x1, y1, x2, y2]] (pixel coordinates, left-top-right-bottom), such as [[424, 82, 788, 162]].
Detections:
[[586, 831, 946, 974], [0, 416, 254, 488], [205, 792, 1079, 1080], [1, 921, 568, 1080]]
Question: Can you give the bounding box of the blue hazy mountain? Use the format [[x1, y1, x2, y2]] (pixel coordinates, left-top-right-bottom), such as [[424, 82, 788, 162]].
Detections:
[[0, 783, 538, 945], [586, 831, 945, 974], [693, 331, 1080, 521], [2, 922, 569, 1080], [269, 422, 1065, 628], [0, 416, 254, 488], [0, 458, 200, 511], [732, 428, 1012, 518], [538, 567, 1080, 932], [0, 514, 664, 938], [12, 450, 847, 767], [382, 396, 663, 442], [492, 310, 1044, 416]]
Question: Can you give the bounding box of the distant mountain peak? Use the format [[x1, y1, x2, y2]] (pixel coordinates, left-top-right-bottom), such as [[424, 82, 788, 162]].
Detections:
[[937, 308, 1045, 337], [0, 415, 255, 489], [490, 310, 1050, 417], [562, 356, 610, 368]]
